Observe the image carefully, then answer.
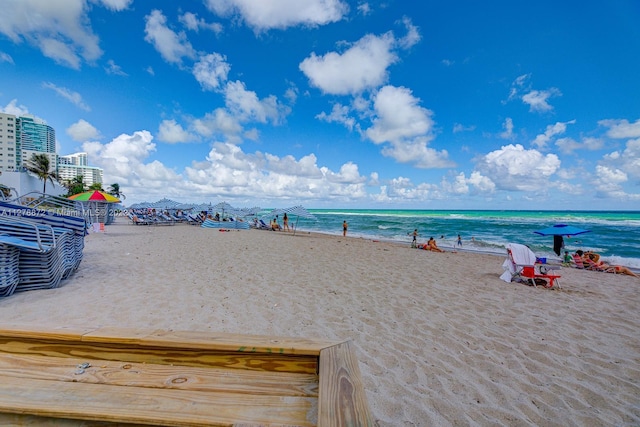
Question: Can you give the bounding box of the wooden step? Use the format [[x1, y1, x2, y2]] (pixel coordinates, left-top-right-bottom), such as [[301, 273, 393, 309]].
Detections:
[[0, 325, 373, 426]]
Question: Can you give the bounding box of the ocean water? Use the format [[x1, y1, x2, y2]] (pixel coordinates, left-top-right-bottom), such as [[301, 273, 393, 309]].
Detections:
[[286, 210, 640, 269]]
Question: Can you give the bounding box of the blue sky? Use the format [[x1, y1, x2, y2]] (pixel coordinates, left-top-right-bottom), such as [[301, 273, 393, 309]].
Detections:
[[1, 0, 639, 209]]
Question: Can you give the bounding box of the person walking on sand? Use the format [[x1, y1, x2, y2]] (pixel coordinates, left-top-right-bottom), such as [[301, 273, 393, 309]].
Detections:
[[411, 229, 418, 248], [343, 220, 348, 237]]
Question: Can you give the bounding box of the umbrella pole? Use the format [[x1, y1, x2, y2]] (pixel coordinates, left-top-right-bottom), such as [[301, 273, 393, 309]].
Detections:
[[293, 216, 299, 236]]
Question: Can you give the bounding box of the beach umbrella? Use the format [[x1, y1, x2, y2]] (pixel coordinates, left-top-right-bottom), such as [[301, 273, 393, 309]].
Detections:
[[238, 206, 262, 217], [211, 201, 236, 216], [534, 224, 591, 237], [266, 205, 316, 235], [68, 190, 120, 225], [68, 190, 120, 203], [150, 198, 181, 210], [534, 224, 591, 256], [191, 203, 211, 213]]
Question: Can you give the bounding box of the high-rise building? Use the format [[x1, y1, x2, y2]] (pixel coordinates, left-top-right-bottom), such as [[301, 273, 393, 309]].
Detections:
[[0, 113, 104, 196], [58, 152, 103, 187], [0, 112, 18, 172], [16, 114, 57, 170]]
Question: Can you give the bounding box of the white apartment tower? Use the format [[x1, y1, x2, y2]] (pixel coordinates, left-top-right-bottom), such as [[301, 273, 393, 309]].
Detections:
[[58, 152, 103, 187], [0, 113, 103, 195], [0, 112, 18, 172]]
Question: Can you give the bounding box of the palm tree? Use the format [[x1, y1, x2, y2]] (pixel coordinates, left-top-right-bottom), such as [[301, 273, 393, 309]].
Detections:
[[65, 175, 86, 196], [108, 183, 126, 200], [0, 184, 12, 199], [88, 182, 104, 191], [24, 153, 59, 193]]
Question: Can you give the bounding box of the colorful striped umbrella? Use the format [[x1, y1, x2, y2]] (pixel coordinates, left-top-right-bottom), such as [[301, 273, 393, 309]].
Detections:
[[68, 190, 120, 203]]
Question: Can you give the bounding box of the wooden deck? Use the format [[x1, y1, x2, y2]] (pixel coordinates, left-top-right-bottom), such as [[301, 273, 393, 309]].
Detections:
[[0, 325, 373, 426]]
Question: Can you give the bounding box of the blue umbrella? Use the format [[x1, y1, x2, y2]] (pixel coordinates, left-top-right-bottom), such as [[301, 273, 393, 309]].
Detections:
[[533, 224, 591, 236], [534, 224, 591, 256]]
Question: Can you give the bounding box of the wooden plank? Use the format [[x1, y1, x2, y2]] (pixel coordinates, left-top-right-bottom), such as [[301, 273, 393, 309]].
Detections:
[[317, 341, 374, 427], [0, 324, 98, 341], [0, 337, 320, 374], [82, 327, 338, 355], [0, 413, 152, 426], [0, 376, 316, 427], [0, 325, 339, 356], [0, 326, 373, 426], [0, 353, 319, 397]]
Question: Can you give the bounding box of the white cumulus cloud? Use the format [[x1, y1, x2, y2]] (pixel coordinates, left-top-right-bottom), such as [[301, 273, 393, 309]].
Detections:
[[521, 88, 561, 113], [157, 119, 198, 144], [475, 144, 561, 191], [532, 120, 575, 149], [599, 118, 640, 139], [67, 119, 101, 142], [300, 32, 398, 95], [0, 0, 102, 69], [364, 85, 452, 168], [193, 53, 230, 91], [1, 99, 29, 116], [144, 9, 196, 65], [204, 0, 349, 31]]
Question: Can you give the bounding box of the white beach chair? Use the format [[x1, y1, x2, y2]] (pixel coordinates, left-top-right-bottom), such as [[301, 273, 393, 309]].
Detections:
[[500, 243, 561, 289]]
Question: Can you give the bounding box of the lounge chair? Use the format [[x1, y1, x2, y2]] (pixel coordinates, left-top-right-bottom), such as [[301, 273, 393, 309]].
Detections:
[[258, 219, 271, 230], [501, 243, 561, 289], [581, 257, 619, 273], [128, 213, 149, 225], [572, 253, 612, 272], [185, 213, 203, 225], [0, 242, 20, 297], [571, 253, 587, 269], [0, 216, 68, 296], [0, 200, 86, 298]]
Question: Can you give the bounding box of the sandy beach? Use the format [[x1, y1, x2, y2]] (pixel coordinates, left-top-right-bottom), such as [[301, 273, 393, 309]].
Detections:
[[1, 221, 639, 426]]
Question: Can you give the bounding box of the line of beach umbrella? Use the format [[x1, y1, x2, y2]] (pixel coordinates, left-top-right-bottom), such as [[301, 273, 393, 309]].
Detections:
[[126, 199, 316, 225]]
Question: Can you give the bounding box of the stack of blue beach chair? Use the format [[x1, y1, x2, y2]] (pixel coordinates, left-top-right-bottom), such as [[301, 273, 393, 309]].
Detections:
[[0, 242, 19, 297], [0, 201, 86, 297]]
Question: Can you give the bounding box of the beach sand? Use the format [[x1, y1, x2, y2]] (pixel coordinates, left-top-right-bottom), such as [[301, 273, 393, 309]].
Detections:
[[1, 221, 639, 426]]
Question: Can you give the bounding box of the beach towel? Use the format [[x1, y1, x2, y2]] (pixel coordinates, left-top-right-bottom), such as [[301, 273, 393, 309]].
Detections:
[[500, 243, 537, 282]]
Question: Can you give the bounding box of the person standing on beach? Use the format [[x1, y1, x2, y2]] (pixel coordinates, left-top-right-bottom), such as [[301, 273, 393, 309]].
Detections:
[[283, 213, 289, 232], [343, 220, 348, 237], [457, 234, 462, 247], [411, 229, 418, 248]]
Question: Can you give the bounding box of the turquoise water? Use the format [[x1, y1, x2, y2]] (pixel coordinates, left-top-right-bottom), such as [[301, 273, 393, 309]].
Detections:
[[287, 210, 640, 269]]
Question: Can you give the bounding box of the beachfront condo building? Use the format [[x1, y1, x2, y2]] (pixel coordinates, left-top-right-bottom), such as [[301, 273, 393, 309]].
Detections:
[[0, 112, 18, 172], [0, 112, 103, 196], [17, 114, 56, 166], [58, 152, 103, 187], [0, 113, 56, 173]]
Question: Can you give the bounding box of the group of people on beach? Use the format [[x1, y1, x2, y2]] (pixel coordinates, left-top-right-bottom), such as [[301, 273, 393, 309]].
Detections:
[[567, 249, 638, 277], [270, 213, 290, 231], [409, 229, 468, 252], [418, 237, 444, 252], [409, 229, 446, 252]]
